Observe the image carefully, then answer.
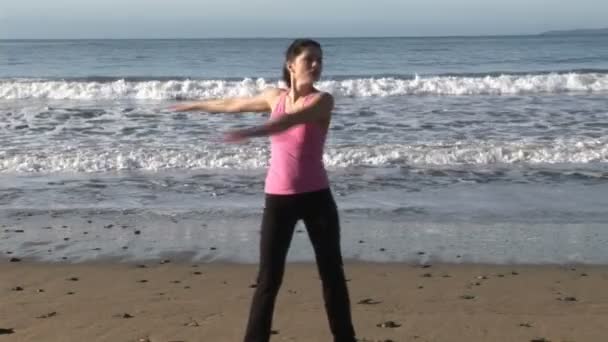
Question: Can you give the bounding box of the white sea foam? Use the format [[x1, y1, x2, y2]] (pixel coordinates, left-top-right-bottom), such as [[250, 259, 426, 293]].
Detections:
[[1, 139, 607, 173], [2, 72, 608, 100]]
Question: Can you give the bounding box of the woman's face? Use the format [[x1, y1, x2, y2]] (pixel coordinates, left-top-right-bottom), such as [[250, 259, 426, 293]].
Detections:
[[288, 46, 323, 86]]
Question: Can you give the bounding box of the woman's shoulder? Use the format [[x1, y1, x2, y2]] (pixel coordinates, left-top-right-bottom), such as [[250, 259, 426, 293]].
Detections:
[[262, 87, 287, 113], [261, 87, 285, 100], [309, 90, 334, 108], [312, 90, 332, 100]]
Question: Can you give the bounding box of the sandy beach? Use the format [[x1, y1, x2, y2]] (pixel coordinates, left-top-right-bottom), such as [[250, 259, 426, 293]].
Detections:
[[2, 260, 607, 342]]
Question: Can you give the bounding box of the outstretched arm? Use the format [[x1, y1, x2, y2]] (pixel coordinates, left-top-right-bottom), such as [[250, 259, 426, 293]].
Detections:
[[225, 92, 333, 141], [169, 88, 280, 114]]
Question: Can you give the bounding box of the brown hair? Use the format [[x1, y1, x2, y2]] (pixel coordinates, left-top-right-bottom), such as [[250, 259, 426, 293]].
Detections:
[[282, 39, 322, 87]]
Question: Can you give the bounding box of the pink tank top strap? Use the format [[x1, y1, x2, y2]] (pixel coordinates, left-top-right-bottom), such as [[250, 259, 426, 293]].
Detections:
[[272, 90, 288, 115], [273, 90, 318, 116]]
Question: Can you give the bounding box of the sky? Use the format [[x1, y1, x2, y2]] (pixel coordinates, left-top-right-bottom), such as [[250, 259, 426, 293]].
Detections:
[[1, 0, 606, 39]]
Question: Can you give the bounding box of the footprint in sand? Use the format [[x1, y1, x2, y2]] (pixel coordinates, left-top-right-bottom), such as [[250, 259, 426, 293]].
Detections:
[[184, 319, 200, 327], [376, 321, 401, 328], [357, 298, 382, 305], [36, 312, 57, 319], [113, 313, 133, 319]]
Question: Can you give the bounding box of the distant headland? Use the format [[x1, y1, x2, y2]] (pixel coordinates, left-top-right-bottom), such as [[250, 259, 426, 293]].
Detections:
[[540, 28, 608, 36]]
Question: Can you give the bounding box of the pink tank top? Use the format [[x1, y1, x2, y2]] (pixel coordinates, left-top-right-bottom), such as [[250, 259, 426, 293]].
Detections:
[[264, 91, 330, 195]]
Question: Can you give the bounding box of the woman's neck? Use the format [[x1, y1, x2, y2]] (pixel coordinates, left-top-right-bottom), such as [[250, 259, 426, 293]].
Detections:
[[289, 83, 314, 103]]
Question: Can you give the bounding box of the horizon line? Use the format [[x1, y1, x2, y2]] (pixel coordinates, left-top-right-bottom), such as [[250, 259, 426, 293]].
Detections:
[[2, 27, 607, 40], [0, 34, 545, 40]]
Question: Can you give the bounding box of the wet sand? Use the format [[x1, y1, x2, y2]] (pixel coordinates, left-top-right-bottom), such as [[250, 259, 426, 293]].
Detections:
[[2, 260, 608, 342]]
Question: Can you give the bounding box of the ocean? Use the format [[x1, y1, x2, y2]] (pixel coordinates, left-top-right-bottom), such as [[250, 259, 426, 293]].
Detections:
[[2, 35, 608, 264]]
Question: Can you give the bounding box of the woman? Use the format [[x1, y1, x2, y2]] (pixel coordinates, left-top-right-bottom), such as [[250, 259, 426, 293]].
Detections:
[[171, 39, 357, 342]]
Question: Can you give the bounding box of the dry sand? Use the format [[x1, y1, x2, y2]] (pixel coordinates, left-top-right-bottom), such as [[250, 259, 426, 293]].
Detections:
[[1, 260, 608, 342]]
